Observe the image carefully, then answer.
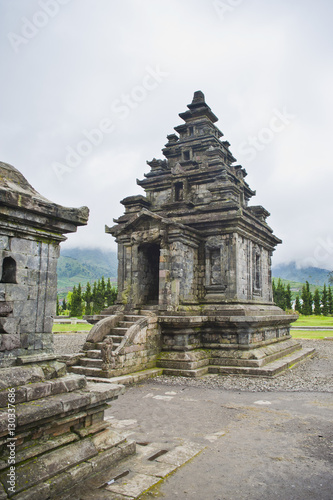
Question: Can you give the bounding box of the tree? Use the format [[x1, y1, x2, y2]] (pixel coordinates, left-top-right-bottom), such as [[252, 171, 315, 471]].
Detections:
[[56, 296, 60, 316], [285, 284, 292, 310], [328, 285, 333, 315], [106, 278, 117, 307], [70, 284, 83, 317], [273, 278, 286, 310], [321, 283, 328, 316], [313, 288, 321, 315], [62, 298, 67, 311], [84, 282, 92, 316], [95, 279, 105, 313], [301, 281, 312, 315], [295, 295, 302, 313]]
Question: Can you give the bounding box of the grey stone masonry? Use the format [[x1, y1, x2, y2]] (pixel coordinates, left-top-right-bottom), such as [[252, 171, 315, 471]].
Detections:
[[103, 92, 312, 377], [0, 162, 89, 367], [107, 91, 282, 311]]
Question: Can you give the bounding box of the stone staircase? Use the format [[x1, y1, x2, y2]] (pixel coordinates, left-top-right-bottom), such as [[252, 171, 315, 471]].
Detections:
[[70, 314, 142, 378]]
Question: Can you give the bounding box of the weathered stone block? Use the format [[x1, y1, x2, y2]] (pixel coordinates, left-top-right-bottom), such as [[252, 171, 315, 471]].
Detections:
[[13, 482, 51, 500], [0, 366, 44, 391]]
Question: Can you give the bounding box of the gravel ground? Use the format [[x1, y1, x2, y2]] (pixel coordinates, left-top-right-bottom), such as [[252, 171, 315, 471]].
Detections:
[[54, 334, 333, 392], [53, 332, 88, 355]]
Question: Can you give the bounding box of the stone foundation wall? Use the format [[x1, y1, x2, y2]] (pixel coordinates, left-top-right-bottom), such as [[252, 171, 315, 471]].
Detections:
[[0, 237, 59, 366], [0, 361, 134, 499]]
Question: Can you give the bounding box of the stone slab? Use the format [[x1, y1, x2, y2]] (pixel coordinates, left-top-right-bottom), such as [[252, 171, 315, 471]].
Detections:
[[131, 460, 179, 478], [155, 442, 202, 466], [16, 354, 56, 365], [105, 472, 161, 497]]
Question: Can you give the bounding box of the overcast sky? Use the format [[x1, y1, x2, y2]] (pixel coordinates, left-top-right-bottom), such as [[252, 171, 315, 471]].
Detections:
[[1, 0, 332, 269]]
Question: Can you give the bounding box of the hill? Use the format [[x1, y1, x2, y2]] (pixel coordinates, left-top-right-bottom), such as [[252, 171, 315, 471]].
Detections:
[[272, 262, 332, 287], [57, 247, 117, 296]]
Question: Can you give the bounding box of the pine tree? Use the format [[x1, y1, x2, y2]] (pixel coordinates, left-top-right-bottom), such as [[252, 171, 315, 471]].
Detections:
[[313, 288, 321, 315], [62, 298, 67, 311], [295, 295, 302, 313], [106, 278, 117, 306], [84, 282, 92, 316], [301, 281, 312, 315], [321, 283, 328, 316], [274, 279, 286, 310], [328, 285, 333, 315], [70, 284, 83, 317], [69, 285, 77, 317], [285, 284, 292, 310], [77, 283, 83, 316], [100, 276, 106, 297], [92, 282, 98, 314], [96, 279, 105, 312], [56, 296, 60, 316]]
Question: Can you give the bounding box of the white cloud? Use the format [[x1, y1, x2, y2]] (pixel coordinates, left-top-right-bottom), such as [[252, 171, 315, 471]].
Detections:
[[1, 0, 333, 268]]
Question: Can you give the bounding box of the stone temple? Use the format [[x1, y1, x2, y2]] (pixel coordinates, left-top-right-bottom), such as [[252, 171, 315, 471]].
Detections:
[[75, 91, 313, 378], [0, 163, 134, 499]]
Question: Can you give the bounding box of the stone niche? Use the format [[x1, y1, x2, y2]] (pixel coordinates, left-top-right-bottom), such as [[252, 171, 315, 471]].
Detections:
[[106, 92, 314, 377], [0, 163, 135, 499]]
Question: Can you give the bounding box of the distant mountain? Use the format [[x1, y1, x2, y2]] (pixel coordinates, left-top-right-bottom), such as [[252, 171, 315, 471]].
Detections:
[[57, 247, 117, 295], [57, 250, 332, 297], [272, 262, 332, 287]]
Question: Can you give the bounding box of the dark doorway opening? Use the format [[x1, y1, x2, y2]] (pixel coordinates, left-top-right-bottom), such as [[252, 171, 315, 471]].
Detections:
[[1, 257, 17, 283], [138, 244, 160, 305]]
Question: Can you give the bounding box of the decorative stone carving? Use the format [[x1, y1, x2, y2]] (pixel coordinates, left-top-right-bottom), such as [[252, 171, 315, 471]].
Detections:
[[101, 337, 115, 370]]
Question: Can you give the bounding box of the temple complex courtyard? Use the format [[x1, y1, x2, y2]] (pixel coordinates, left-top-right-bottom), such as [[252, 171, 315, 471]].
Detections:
[[55, 335, 333, 500]]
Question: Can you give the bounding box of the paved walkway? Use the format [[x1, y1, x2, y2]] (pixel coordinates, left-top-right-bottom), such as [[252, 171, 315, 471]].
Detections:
[[76, 381, 333, 500]]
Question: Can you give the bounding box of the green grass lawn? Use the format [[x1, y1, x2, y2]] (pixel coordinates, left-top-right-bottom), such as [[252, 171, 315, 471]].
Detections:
[[52, 323, 92, 333], [293, 315, 333, 327], [291, 330, 333, 340]]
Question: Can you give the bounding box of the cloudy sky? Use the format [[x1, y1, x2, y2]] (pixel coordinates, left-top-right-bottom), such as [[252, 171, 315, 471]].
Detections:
[[1, 0, 332, 269]]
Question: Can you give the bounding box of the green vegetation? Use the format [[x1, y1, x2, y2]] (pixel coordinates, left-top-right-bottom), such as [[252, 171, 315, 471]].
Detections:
[[52, 323, 92, 333], [57, 248, 117, 297], [293, 315, 333, 327], [273, 279, 333, 316], [272, 278, 326, 300], [57, 277, 117, 317], [291, 330, 332, 339]]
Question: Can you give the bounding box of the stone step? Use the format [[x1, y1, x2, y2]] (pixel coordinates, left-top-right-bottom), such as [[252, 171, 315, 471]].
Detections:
[[208, 348, 315, 377], [109, 335, 124, 343], [80, 358, 103, 368], [157, 358, 209, 370], [210, 344, 301, 368], [87, 368, 164, 385], [123, 315, 141, 322], [112, 327, 128, 335], [161, 366, 209, 378], [118, 321, 136, 328], [70, 366, 108, 378], [85, 350, 102, 359]]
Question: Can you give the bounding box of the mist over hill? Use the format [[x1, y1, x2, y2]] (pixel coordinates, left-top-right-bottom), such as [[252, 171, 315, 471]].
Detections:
[[272, 262, 331, 287], [57, 248, 332, 296], [57, 247, 117, 294]]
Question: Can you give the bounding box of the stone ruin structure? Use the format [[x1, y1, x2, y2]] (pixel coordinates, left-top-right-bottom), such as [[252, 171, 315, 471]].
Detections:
[[0, 163, 134, 499], [75, 91, 313, 380]]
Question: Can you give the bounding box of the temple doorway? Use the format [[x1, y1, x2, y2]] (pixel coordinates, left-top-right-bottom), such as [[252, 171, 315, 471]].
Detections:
[[138, 243, 160, 305]]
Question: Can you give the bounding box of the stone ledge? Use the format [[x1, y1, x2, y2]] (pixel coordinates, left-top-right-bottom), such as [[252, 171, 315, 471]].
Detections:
[[16, 354, 56, 365], [86, 368, 163, 386], [208, 348, 315, 377]]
